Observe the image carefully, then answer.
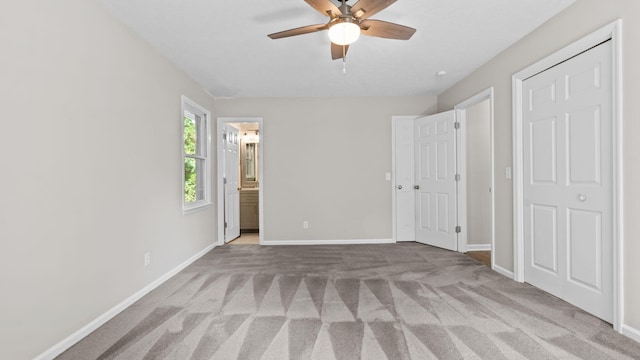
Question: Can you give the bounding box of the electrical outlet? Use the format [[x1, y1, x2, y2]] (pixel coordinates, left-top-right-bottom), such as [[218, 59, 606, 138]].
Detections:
[[144, 252, 151, 267], [303, 221, 309, 229]]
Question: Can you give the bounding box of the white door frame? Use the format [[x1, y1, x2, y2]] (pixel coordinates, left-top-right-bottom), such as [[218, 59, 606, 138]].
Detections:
[[454, 88, 495, 261], [217, 117, 264, 246], [512, 20, 623, 331]]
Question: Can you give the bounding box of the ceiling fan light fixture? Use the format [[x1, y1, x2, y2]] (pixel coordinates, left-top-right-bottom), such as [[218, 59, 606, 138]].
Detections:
[[328, 21, 361, 46]]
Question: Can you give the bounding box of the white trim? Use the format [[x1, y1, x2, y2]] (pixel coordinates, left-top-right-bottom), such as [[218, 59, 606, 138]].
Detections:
[[512, 19, 623, 331], [612, 19, 624, 335], [391, 115, 419, 243], [182, 96, 212, 213], [621, 324, 640, 343], [456, 109, 468, 252], [466, 244, 492, 252], [493, 264, 515, 280], [258, 123, 264, 245], [454, 88, 496, 262], [512, 73, 525, 283], [262, 239, 394, 246], [34, 242, 217, 360], [217, 117, 264, 246]]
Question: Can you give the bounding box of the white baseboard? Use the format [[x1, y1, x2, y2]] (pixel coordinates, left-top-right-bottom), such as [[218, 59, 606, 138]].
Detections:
[[34, 242, 218, 360], [621, 323, 640, 343], [262, 239, 394, 246], [466, 244, 492, 251], [492, 264, 515, 279]]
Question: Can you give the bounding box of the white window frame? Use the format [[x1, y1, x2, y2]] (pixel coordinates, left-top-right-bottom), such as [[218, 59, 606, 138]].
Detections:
[[182, 95, 212, 212]]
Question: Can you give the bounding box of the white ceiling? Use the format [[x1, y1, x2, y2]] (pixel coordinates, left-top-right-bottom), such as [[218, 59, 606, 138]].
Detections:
[[96, 0, 575, 98]]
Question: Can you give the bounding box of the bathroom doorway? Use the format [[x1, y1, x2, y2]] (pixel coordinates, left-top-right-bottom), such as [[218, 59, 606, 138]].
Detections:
[[217, 117, 263, 245]]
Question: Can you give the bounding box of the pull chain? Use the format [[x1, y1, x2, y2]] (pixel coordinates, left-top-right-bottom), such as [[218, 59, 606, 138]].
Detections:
[[342, 45, 347, 74]]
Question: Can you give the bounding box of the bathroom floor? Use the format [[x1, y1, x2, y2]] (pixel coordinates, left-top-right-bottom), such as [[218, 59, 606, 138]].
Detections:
[[228, 232, 259, 245]]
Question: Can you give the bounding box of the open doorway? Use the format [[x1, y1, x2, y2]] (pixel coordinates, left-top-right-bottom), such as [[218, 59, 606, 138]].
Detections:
[[392, 91, 494, 262], [454, 88, 495, 268], [217, 117, 263, 246]]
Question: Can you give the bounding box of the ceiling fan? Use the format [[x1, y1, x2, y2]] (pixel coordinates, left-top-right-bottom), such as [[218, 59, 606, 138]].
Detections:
[[267, 0, 416, 60]]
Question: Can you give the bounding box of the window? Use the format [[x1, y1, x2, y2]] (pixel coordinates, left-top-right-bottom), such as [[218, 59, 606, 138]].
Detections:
[[182, 96, 211, 211]]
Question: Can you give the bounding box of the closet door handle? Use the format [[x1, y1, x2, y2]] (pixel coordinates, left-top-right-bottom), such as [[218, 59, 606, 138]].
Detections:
[[414, 185, 420, 190], [397, 185, 403, 190]]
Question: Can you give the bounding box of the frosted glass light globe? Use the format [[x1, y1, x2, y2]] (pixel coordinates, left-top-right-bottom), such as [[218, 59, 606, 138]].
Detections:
[[328, 22, 361, 46]]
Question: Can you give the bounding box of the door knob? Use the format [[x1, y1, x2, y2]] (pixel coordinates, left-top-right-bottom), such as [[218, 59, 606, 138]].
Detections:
[[397, 185, 403, 190], [578, 194, 587, 201], [414, 185, 420, 190]]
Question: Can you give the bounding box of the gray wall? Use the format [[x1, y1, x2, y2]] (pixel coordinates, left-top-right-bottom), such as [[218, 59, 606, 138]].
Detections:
[[0, 0, 217, 358], [465, 100, 492, 246], [214, 97, 437, 241], [438, 0, 640, 332], [4, 0, 639, 358]]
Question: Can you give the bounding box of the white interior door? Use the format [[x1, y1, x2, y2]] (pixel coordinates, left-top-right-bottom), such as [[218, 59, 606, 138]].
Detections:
[[224, 124, 240, 242], [394, 118, 416, 241], [523, 41, 613, 322], [414, 111, 458, 251]]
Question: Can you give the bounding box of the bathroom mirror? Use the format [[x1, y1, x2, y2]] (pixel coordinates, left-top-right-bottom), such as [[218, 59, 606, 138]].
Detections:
[[245, 143, 256, 181], [241, 139, 258, 188]]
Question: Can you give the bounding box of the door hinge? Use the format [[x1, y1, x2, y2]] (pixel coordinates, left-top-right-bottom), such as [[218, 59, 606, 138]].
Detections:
[[455, 174, 461, 181], [224, 222, 228, 228], [455, 225, 461, 233], [223, 177, 227, 184], [454, 122, 460, 130], [222, 133, 227, 141]]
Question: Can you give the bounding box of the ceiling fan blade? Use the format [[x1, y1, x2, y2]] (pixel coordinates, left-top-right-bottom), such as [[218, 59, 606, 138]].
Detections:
[[331, 43, 349, 60], [350, 0, 397, 20], [304, 0, 342, 18], [360, 19, 416, 40], [268, 24, 328, 39]]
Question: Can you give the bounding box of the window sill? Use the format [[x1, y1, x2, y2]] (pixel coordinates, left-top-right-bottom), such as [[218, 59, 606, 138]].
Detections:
[[183, 201, 212, 215]]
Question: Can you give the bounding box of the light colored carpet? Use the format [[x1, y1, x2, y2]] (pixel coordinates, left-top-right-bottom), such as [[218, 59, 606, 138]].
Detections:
[[57, 243, 640, 359]]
